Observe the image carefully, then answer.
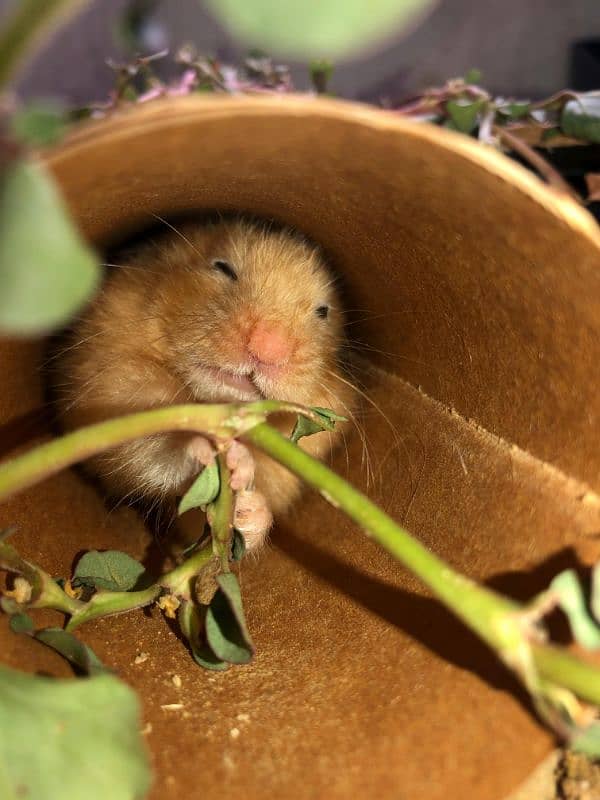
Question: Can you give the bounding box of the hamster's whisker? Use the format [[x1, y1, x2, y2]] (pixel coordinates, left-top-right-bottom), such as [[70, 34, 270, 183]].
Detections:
[[323, 365, 402, 481], [315, 375, 374, 489], [39, 330, 107, 369], [150, 214, 205, 260], [101, 262, 162, 276]]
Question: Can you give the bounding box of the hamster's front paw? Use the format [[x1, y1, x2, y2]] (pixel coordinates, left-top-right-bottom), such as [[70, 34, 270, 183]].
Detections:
[[186, 435, 215, 467], [226, 441, 255, 491], [234, 489, 273, 551]]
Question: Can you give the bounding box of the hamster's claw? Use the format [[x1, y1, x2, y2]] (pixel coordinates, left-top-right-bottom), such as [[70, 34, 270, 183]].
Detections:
[[186, 435, 215, 467], [234, 489, 273, 552], [226, 441, 255, 491]]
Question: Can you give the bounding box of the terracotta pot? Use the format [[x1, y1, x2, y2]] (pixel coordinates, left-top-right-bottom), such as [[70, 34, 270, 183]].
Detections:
[[1, 95, 599, 800]]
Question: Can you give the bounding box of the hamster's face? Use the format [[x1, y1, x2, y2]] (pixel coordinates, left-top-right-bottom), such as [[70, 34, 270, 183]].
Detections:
[[154, 220, 345, 406]]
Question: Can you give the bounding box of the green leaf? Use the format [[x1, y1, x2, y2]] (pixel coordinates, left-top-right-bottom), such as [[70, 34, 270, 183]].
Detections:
[[446, 99, 484, 133], [571, 722, 600, 757], [178, 462, 220, 515], [205, 572, 254, 664], [34, 628, 107, 675], [191, 643, 229, 671], [561, 94, 600, 144], [290, 406, 347, 444], [72, 550, 146, 592], [0, 160, 99, 335], [498, 102, 531, 120], [11, 101, 68, 147], [178, 599, 229, 671], [309, 59, 334, 94], [550, 570, 600, 650], [464, 68, 482, 84], [0, 664, 151, 800], [231, 529, 246, 562], [204, 0, 436, 59], [8, 611, 34, 634]]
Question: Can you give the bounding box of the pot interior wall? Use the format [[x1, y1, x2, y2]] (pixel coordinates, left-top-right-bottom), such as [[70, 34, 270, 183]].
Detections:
[[1, 96, 599, 800]]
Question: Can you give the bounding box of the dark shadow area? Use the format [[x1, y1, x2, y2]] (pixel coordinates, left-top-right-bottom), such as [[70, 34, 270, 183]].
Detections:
[[273, 528, 597, 722], [272, 524, 531, 711], [0, 407, 51, 460]]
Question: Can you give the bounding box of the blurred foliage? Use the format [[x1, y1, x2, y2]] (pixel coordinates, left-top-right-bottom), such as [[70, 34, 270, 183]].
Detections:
[[204, 0, 437, 59]]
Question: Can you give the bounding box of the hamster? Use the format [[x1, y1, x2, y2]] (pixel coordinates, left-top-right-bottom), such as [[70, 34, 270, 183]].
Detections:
[[52, 218, 355, 551]]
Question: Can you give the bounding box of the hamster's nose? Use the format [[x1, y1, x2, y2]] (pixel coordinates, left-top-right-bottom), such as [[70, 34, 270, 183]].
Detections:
[[247, 321, 293, 366]]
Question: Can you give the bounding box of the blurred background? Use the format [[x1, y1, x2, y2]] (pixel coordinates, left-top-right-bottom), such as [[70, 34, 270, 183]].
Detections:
[[1, 0, 599, 105]]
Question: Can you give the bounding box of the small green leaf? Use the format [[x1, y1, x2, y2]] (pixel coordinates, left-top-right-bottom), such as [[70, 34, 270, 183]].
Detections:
[[0, 527, 16, 542], [571, 722, 600, 757], [231, 529, 246, 562], [204, 0, 436, 59], [446, 99, 484, 133], [8, 610, 34, 634], [11, 100, 68, 146], [205, 573, 254, 664], [498, 102, 531, 120], [309, 59, 334, 94], [73, 550, 146, 592], [561, 94, 600, 144], [541, 127, 561, 142], [464, 68, 482, 84], [290, 406, 347, 444], [178, 462, 220, 515], [34, 628, 107, 675], [191, 644, 229, 671], [178, 599, 229, 671], [0, 663, 151, 800], [550, 569, 600, 649], [0, 160, 99, 335]]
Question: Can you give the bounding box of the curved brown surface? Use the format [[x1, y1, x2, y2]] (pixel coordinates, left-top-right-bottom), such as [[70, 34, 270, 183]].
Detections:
[[1, 95, 600, 800]]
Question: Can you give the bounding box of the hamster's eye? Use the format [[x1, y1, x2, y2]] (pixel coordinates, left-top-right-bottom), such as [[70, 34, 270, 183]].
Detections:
[[212, 259, 238, 281], [316, 305, 329, 319]]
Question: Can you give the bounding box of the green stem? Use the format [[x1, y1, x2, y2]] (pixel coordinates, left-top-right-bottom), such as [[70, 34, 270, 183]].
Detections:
[[243, 424, 600, 701], [0, 401, 319, 503], [66, 585, 161, 631], [66, 542, 215, 630], [0, 0, 91, 89], [161, 542, 214, 599], [210, 455, 234, 572], [532, 643, 600, 706], [245, 423, 515, 648]]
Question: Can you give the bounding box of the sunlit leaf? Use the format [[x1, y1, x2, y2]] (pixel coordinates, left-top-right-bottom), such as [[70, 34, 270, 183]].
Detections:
[[561, 94, 600, 144], [205, 572, 253, 664], [0, 664, 151, 800], [550, 569, 600, 650], [0, 160, 99, 335], [72, 550, 146, 592], [291, 406, 346, 444], [204, 0, 437, 59], [178, 462, 220, 515]]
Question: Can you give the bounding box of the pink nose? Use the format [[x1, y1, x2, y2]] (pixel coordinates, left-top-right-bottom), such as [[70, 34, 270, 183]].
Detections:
[[247, 321, 293, 365]]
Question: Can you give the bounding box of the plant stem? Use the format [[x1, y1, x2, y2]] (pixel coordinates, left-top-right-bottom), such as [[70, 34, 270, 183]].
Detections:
[[243, 423, 600, 701], [0, 401, 321, 503], [0, 0, 91, 89], [65, 585, 161, 631], [209, 455, 234, 572], [66, 543, 216, 630]]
